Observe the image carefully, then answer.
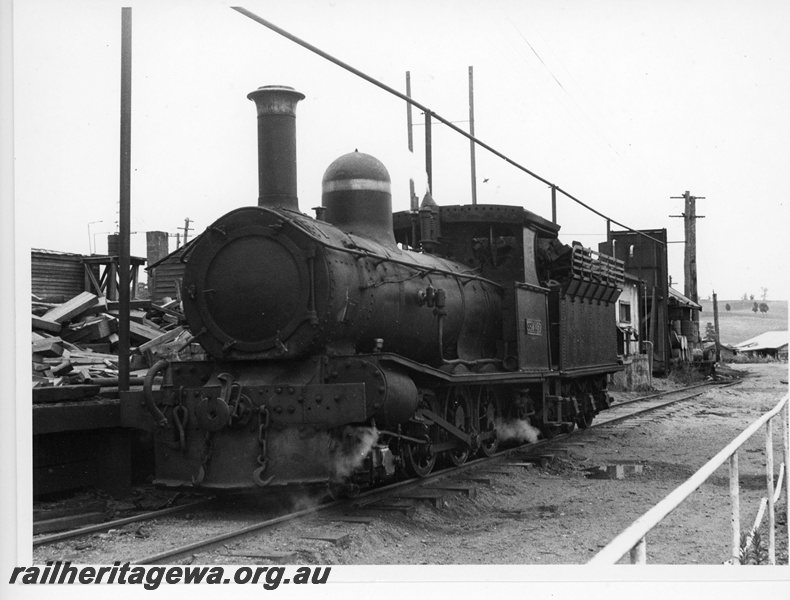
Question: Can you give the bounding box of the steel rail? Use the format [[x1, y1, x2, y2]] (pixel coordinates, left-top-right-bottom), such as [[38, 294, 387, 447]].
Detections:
[[594, 380, 742, 429], [129, 380, 728, 564], [33, 499, 215, 548], [132, 499, 344, 565], [131, 453, 488, 565], [230, 6, 665, 248], [32, 379, 731, 560], [132, 444, 522, 565], [605, 379, 721, 409]]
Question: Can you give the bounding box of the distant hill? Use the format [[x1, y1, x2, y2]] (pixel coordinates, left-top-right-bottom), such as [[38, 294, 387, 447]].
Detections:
[[697, 299, 788, 345]]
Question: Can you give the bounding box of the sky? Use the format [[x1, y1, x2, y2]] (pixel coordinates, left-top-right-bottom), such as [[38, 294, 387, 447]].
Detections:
[[10, 0, 790, 302]]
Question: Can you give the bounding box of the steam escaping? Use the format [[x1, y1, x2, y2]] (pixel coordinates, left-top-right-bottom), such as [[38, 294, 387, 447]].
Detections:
[[494, 417, 540, 444], [286, 488, 326, 513], [329, 426, 379, 480]]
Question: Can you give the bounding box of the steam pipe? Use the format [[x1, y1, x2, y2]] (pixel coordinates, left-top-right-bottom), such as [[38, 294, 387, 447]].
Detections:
[[143, 359, 170, 428]]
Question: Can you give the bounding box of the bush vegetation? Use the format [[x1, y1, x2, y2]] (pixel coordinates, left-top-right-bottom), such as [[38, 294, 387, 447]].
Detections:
[[724, 354, 783, 364], [667, 362, 706, 385]]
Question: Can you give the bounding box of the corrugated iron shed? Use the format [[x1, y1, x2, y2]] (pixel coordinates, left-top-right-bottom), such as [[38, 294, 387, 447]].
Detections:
[[733, 331, 788, 352], [31, 249, 87, 302]]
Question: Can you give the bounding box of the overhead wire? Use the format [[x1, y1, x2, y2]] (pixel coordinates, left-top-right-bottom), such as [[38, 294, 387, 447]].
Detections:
[[504, 11, 627, 161], [232, 6, 665, 247], [496, 7, 661, 226]]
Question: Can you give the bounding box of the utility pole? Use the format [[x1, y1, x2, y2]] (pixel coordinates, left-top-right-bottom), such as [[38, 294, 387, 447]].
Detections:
[[405, 71, 418, 212], [180, 217, 192, 245], [468, 66, 477, 206], [118, 7, 133, 392], [670, 190, 705, 324]]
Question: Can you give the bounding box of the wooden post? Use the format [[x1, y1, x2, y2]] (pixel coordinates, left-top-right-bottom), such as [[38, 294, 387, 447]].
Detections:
[[406, 71, 413, 154], [131, 264, 139, 300], [424, 110, 433, 194], [684, 191, 696, 311], [406, 71, 418, 213], [107, 261, 118, 301], [671, 190, 705, 325], [118, 6, 132, 392], [468, 66, 477, 206], [551, 185, 557, 224], [713, 291, 721, 361], [649, 286, 658, 354]]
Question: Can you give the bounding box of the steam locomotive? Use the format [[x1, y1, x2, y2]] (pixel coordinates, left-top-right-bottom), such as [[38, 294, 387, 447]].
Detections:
[[122, 86, 625, 494]]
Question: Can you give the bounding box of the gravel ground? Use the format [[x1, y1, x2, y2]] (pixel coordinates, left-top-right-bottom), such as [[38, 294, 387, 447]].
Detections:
[[33, 363, 789, 568]]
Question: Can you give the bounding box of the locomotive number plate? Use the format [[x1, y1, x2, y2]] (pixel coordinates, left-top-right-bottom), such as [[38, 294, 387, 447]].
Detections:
[[524, 318, 543, 336]]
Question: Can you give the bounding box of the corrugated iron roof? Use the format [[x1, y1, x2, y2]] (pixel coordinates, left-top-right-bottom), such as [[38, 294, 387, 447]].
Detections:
[[32, 248, 87, 258], [668, 286, 701, 309], [733, 331, 788, 351]]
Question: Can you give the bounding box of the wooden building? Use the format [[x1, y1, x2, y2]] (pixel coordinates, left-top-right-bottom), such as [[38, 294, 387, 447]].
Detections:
[[32, 248, 146, 303], [31, 249, 86, 302], [146, 238, 196, 304], [733, 331, 789, 360]]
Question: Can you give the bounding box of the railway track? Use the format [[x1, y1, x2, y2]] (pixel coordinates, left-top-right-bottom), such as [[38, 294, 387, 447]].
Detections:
[[32, 377, 741, 564]]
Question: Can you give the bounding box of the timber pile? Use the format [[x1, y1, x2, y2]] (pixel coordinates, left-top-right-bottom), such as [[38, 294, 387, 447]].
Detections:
[[31, 292, 193, 388]]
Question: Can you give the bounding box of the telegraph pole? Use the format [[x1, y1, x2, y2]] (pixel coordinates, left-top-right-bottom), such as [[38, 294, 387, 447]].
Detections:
[[118, 7, 133, 392], [180, 217, 192, 245], [468, 66, 477, 205], [670, 190, 705, 323]]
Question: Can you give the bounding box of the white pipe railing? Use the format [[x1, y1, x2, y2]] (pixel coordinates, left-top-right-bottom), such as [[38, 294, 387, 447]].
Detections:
[[588, 394, 789, 565]]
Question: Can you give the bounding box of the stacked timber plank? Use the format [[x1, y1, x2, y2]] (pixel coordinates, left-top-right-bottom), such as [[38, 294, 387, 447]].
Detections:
[[31, 291, 194, 389]]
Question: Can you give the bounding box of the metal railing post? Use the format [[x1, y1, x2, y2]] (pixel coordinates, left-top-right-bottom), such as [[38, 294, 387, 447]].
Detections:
[[766, 418, 775, 564], [785, 403, 790, 563], [729, 452, 740, 564], [629, 537, 647, 564]]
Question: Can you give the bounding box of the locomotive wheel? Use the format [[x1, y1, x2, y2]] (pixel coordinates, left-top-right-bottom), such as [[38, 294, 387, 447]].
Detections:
[[477, 388, 499, 457], [405, 440, 437, 478], [444, 387, 472, 466], [405, 394, 439, 477]]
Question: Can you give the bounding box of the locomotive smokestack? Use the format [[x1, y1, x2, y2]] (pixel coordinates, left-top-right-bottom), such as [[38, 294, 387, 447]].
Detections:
[[247, 85, 305, 211]]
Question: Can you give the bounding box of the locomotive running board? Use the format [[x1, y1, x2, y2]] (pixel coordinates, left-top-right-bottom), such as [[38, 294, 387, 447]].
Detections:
[[361, 352, 622, 384], [363, 353, 551, 384]]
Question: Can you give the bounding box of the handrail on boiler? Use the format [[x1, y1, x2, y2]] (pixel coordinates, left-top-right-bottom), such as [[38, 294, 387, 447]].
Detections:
[[588, 394, 789, 565]]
